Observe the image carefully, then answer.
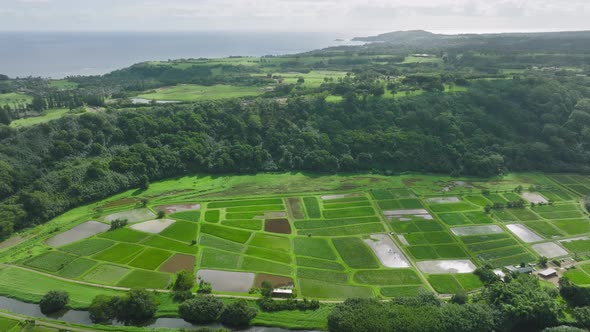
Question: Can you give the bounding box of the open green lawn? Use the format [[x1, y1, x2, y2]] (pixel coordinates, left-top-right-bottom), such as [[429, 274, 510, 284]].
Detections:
[[0, 92, 32, 106], [10, 108, 74, 128], [0, 266, 122, 308], [48, 79, 79, 89], [259, 70, 348, 88], [137, 84, 263, 101], [401, 55, 443, 64]]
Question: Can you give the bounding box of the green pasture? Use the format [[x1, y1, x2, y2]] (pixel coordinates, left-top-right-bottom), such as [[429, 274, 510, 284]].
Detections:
[[48, 79, 79, 89], [136, 84, 263, 101], [10, 108, 73, 128], [401, 56, 443, 64], [0, 92, 32, 107]]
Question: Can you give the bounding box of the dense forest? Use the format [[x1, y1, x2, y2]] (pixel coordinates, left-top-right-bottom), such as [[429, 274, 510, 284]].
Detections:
[[0, 30, 590, 238]]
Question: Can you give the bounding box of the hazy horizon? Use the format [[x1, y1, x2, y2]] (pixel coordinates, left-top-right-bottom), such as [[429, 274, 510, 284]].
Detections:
[[1, 0, 588, 34]]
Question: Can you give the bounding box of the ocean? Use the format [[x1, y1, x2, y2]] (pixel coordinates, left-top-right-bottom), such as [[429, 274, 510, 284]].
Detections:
[[0, 31, 361, 79]]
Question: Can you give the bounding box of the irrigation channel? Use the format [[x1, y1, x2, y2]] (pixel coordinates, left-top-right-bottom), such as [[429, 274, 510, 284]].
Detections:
[[0, 296, 317, 332]]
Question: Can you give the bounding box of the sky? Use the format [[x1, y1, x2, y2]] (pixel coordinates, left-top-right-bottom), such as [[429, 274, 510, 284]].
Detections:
[[0, 0, 589, 35]]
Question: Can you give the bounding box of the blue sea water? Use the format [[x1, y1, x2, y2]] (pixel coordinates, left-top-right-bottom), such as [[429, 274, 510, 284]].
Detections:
[[0, 31, 360, 79]]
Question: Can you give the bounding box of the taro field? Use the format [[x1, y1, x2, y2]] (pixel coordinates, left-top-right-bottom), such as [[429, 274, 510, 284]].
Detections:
[[7, 173, 590, 298]]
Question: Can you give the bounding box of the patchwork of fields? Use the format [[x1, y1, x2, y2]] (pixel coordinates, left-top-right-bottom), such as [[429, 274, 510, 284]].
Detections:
[[4, 173, 590, 299]]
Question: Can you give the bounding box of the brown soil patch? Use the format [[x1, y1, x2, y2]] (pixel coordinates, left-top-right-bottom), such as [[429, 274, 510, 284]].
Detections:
[[286, 198, 305, 219], [159, 254, 196, 273], [265, 219, 292, 234], [254, 274, 294, 288], [402, 178, 422, 186], [148, 189, 193, 199], [0, 235, 25, 250], [156, 204, 200, 214], [100, 198, 139, 209]]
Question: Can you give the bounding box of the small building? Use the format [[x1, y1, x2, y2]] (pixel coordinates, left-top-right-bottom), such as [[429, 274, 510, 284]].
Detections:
[[272, 288, 293, 297], [493, 269, 506, 279], [539, 268, 557, 278], [506, 266, 534, 274]]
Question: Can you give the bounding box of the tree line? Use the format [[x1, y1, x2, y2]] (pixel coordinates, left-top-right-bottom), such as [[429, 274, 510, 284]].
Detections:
[[0, 78, 589, 238]]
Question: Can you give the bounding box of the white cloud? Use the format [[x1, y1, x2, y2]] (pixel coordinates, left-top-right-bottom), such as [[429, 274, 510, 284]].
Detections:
[[0, 0, 588, 33]]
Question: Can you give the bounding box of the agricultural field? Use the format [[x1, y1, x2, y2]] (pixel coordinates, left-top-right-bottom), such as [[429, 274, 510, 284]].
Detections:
[[254, 70, 348, 88], [136, 84, 264, 101], [2, 172, 590, 300], [9, 108, 75, 128], [0, 92, 32, 107]]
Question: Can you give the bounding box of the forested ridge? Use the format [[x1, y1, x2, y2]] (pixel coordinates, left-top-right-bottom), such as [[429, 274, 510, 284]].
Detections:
[[0, 77, 589, 237], [1, 30, 590, 238]]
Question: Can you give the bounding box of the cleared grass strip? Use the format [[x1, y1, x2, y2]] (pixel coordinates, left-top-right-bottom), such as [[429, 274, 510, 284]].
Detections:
[[300, 223, 385, 236], [208, 198, 283, 209], [323, 207, 375, 219]]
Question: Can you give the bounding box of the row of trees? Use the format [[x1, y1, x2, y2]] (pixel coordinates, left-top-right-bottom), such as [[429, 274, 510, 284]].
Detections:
[[328, 274, 590, 332]]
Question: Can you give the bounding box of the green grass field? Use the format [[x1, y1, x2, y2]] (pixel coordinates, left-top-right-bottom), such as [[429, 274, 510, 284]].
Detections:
[[0, 92, 32, 107], [82, 264, 130, 285], [5, 171, 590, 302], [127, 248, 172, 270], [117, 270, 171, 289], [332, 237, 379, 269], [10, 108, 73, 128], [137, 84, 263, 101], [60, 238, 115, 256]]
